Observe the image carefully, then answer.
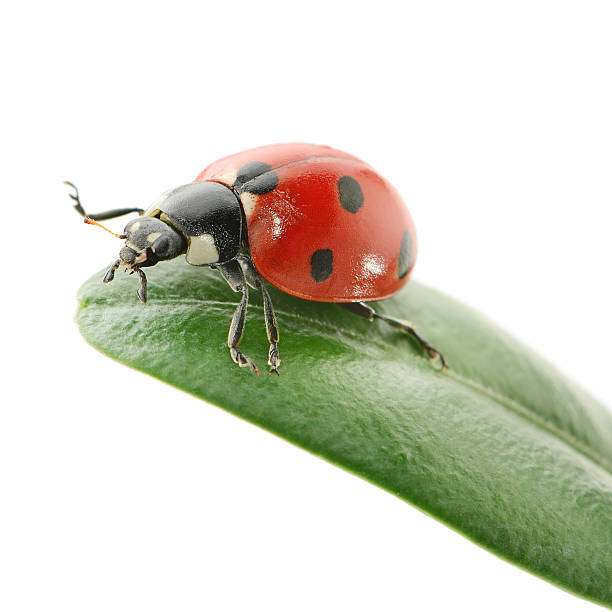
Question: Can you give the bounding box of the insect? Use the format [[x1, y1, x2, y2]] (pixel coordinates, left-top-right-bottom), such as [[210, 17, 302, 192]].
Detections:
[[67, 143, 446, 374]]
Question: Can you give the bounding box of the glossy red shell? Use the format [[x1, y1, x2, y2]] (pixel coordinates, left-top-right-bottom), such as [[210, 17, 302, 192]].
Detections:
[[195, 143, 417, 303]]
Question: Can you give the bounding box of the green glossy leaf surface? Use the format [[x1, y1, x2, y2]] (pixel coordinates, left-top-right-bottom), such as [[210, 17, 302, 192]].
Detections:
[[77, 258, 612, 607]]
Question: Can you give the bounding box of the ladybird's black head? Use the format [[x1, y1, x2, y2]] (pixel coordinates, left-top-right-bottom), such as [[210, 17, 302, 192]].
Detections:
[[103, 217, 186, 303], [121, 217, 186, 268]]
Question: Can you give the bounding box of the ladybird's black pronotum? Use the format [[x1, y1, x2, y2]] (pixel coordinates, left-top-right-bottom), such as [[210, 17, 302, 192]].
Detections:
[[68, 143, 446, 374]]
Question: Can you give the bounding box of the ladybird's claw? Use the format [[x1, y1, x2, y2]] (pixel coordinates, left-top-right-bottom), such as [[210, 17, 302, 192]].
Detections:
[[63, 180, 78, 199], [103, 259, 120, 284], [65, 180, 87, 216], [230, 348, 260, 375], [135, 268, 147, 304], [267, 342, 280, 376], [425, 345, 448, 370]]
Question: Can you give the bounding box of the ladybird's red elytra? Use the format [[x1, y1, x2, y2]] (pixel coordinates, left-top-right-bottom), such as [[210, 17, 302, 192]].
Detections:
[[68, 143, 446, 374], [196, 143, 418, 303]]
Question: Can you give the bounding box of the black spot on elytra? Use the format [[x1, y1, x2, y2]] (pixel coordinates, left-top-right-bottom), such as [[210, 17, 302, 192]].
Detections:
[[235, 161, 271, 186], [397, 230, 413, 278], [310, 249, 333, 282], [235, 161, 279, 195], [244, 172, 279, 194], [337, 176, 364, 213]]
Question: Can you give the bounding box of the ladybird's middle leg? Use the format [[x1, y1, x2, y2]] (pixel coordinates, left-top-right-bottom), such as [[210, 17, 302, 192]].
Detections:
[[238, 255, 280, 374], [219, 260, 259, 374], [257, 281, 280, 375]]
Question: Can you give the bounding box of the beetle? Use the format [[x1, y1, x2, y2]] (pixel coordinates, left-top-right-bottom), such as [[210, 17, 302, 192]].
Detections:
[[67, 142, 446, 374]]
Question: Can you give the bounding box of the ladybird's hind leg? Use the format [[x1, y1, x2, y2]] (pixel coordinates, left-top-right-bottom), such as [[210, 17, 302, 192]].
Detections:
[[238, 254, 280, 375], [64, 181, 144, 220], [340, 301, 447, 369], [219, 260, 259, 374]]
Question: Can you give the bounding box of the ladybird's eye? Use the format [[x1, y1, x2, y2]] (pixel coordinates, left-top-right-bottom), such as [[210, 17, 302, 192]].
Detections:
[[152, 235, 170, 256]]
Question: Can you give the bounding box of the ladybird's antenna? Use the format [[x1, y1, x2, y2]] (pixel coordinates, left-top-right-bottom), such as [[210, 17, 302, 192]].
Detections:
[[83, 217, 126, 239]]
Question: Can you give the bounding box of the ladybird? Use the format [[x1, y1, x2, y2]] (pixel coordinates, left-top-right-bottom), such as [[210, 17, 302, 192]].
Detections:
[[67, 143, 446, 374]]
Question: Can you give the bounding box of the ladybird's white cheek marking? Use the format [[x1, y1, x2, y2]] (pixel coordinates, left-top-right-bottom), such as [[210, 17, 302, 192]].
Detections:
[[126, 240, 140, 252], [240, 192, 258, 220], [130, 221, 141, 232], [146, 232, 162, 243], [187, 233, 219, 265]]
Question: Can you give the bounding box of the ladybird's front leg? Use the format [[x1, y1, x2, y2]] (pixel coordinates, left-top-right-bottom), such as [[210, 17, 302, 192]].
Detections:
[[219, 260, 259, 375], [64, 181, 145, 220]]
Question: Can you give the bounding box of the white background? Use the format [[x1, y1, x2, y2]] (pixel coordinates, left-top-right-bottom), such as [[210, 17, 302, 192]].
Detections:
[[1, 1, 610, 610]]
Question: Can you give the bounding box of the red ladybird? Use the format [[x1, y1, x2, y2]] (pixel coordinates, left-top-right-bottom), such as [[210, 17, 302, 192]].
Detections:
[[67, 143, 446, 374]]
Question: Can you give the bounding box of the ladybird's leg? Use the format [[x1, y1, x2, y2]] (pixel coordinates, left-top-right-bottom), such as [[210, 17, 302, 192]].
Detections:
[[64, 181, 144, 220], [218, 260, 259, 374], [237, 254, 260, 290], [258, 282, 280, 375], [238, 255, 280, 374], [340, 302, 447, 369], [102, 259, 121, 283]]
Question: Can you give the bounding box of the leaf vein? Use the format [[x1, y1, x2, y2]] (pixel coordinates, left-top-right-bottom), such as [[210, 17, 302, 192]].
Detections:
[[95, 296, 612, 476]]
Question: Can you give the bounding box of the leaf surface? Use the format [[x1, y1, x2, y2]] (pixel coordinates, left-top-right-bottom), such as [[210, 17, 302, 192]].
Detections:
[[77, 258, 612, 607]]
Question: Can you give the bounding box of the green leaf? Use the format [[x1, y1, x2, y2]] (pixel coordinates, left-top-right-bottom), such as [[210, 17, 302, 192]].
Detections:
[[77, 258, 612, 607]]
